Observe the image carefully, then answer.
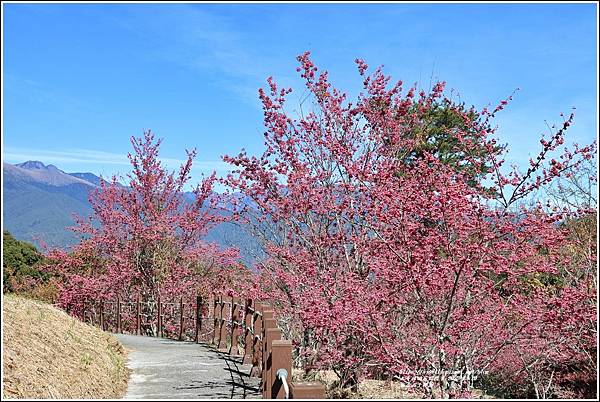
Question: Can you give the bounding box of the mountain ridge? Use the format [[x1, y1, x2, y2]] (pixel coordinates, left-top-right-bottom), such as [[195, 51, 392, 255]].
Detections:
[[5, 161, 97, 187], [2, 161, 261, 265]]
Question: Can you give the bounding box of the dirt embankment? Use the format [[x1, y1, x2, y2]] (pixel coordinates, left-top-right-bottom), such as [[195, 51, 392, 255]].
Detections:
[[2, 295, 129, 399]]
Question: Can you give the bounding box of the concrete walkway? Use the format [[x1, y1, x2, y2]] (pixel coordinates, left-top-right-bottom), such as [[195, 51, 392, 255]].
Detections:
[[116, 334, 261, 399]]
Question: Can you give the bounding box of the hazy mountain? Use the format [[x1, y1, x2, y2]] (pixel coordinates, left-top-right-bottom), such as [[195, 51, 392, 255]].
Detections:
[[3, 161, 96, 249], [2, 161, 261, 265]]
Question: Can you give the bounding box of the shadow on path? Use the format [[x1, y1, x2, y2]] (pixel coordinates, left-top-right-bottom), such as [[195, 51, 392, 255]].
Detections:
[[116, 334, 261, 399], [216, 349, 261, 399]]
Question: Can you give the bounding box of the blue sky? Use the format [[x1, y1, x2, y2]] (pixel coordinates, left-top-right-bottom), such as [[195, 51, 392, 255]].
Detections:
[[3, 3, 598, 189]]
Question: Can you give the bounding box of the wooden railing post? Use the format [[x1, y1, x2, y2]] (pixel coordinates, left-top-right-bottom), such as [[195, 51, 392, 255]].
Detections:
[[243, 298, 253, 364], [82, 298, 87, 323], [178, 297, 184, 341], [263, 325, 281, 398], [262, 313, 278, 399], [271, 340, 292, 399], [229, 297, 240, 356], [290, 382, 326, 399], [100, 300, 105, 331], [136, 293, 141, 335], [116, 295, 122, 334], [218, 297, 228, 350], [262, 310, 275, 373], [157, 296, 163, 338], [195, 295, 202, 343], [250, 302, 263, 377], [212, 294, 219, 345]]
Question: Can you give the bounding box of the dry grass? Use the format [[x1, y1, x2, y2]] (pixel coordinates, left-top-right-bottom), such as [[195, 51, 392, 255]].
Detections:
[[293, 369, 495, 399], [293, 369, 421, 399], [2, 295, 129, 399]]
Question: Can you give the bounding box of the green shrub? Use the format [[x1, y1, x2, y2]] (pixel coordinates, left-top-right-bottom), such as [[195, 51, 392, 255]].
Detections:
[[2, 231, 56, 301]]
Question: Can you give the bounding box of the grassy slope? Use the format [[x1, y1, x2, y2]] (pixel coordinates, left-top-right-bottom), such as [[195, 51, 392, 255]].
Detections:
[[2, 295, 129, 399]]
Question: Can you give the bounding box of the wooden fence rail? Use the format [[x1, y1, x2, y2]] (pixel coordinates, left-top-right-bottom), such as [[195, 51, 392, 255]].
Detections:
[[82, 293, 325, 399]]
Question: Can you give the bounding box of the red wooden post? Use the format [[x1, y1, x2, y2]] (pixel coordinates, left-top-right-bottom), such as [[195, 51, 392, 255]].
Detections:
[[136, 293, 141, 335], [212, 294, 219, 345], [100, 300, 105, 331], [195, 295, 202, 343], [262, 314, 277, 397], [179, 297, 184, 341], [116, 295, 122, 334], [250, 304, 264, 377], [263, 325, 281, 399], [290, 382, 326, 399], [229, 297, 240, 356], [261, 309, 275, 371], [82, 298, 87, 323], [157, 296, 163, 338], [271, 340, 292, 399], [218, 298, 228, 350], [243, 299, 253, 364]]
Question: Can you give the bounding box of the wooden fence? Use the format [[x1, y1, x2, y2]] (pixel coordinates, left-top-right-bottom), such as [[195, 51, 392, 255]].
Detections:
[[82, 293, 325, 399], [82, 295, 202, 340]]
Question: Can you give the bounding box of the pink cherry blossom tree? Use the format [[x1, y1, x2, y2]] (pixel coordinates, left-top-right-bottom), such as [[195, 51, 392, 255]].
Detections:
[[46, 131, 248, 334], [223, 52, 596, 398]]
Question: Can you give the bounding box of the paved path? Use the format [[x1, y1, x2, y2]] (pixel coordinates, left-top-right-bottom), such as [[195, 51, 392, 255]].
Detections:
[[116, 334, 261, 399]]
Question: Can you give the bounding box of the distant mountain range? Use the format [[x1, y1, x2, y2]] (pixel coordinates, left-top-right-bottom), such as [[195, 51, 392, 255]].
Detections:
[[2, 161, 262, 265]]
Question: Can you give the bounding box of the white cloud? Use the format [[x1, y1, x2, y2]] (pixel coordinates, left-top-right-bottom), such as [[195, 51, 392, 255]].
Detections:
[[3, 146, 232, 172]]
